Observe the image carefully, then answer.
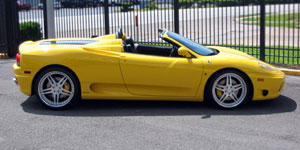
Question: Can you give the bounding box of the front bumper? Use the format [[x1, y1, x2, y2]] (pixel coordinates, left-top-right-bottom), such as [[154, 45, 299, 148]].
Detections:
[[250, 71, 285, 101]]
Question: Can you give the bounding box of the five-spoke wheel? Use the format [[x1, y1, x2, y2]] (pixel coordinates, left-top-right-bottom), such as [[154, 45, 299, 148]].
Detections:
[[34, 68, 80, 109], [207, 70, 251, 109]]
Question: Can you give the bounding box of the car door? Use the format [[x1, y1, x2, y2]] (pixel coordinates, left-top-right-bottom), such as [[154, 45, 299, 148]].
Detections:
[[119, 52, 204, 96]]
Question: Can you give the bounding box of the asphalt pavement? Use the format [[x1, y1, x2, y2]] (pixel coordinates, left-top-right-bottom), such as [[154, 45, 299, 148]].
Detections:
[[0, 59, 299, 150]]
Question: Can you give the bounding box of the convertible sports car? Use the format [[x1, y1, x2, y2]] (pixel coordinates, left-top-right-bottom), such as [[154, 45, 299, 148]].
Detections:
[[13, 29, 285, 109]]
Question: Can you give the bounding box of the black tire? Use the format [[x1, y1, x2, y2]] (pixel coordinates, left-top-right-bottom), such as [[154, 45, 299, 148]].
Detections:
[[206, 70, 252, 109], [34, 67, 80, 110]]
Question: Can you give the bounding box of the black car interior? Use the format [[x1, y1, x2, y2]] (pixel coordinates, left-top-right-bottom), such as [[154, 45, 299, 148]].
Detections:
[[116, 28, 182, 57]]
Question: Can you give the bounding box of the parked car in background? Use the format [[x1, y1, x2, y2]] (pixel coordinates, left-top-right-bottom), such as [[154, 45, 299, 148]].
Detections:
[[17, 0, 31, 11], [98, 0, 115, 6], [61, 0, 100, 8], [156, 0, 172, 4], [120, 0, 139, 5], [98, 0, 137, 6], [38, 0, 62, 9]]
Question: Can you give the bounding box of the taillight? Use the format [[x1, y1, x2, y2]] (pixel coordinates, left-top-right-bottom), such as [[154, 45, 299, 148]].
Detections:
[[16, 53, 20, 66]]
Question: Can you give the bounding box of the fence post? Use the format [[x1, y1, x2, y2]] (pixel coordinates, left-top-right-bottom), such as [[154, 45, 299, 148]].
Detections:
[[5, 0, 19, 57], [104, 0, 109, 34], [174, 0, 179, 34], [43, 0, 48, 38], [260, 0, 265, 61], [43, 0, 55, 39]]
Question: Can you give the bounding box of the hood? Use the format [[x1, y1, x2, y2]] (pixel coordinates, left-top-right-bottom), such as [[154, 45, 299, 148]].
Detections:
[[206, 46, 257, 60], [205, 46, 283, 74]]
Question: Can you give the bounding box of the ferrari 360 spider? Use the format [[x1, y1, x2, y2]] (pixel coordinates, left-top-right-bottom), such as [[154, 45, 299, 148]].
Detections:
[[13, 29, 285, 109]]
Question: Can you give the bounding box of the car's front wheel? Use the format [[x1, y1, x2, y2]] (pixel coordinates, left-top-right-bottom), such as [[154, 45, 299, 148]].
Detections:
[[34, 67, 80, 109], [207, 70, 251, 109]]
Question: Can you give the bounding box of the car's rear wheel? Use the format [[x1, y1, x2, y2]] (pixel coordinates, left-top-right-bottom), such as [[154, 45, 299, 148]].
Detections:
[[34, 68, 80, 109], [207, 70, 251, 109]]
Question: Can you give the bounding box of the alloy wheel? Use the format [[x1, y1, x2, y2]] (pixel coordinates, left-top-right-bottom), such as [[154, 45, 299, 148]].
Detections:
[[37, 71, 75, 108], [212, 73, 247, 108]]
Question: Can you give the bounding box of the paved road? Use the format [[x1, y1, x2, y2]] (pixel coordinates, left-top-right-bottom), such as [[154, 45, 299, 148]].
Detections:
[[0, 59, 299, 150]]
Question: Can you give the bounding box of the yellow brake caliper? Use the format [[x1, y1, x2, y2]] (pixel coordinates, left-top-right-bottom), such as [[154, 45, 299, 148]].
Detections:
[[63, 83, 70, 98], [217, 89, 223, 98]]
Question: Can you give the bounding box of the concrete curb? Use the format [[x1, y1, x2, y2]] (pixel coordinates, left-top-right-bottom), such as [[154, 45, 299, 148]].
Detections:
[[279, 68, 300, 76]]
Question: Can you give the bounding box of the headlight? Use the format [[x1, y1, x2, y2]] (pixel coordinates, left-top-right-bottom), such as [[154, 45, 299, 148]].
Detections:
[[258, 62, 277, 71]]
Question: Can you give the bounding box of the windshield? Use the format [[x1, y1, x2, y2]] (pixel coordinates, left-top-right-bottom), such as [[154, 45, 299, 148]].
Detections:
[[167, 31, 214, 56]]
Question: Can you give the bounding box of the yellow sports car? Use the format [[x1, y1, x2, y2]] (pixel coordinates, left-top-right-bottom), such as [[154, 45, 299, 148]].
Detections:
[[13, 29, 285, 109]]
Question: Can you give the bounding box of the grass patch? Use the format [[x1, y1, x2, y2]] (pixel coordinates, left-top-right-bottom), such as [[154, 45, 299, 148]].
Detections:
[[240, 13, 300, 28]]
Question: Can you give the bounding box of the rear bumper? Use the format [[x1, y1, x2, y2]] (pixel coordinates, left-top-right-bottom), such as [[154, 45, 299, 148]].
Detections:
[[13, 63, 33, 96]]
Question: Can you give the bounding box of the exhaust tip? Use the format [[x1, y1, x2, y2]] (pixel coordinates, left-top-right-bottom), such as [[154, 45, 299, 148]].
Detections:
[[13, 77, 18, 85]]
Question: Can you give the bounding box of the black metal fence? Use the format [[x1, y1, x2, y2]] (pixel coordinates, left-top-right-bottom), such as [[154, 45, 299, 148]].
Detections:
[[4, 0, 300, 66], [1, 0, 19, 57], [0, 0, 8, 57]]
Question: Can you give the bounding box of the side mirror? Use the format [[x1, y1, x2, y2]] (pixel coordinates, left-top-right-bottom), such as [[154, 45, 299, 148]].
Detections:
[[178, 47, 192, 58]]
